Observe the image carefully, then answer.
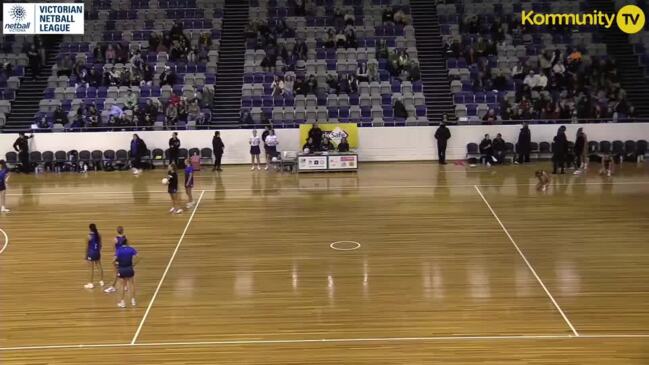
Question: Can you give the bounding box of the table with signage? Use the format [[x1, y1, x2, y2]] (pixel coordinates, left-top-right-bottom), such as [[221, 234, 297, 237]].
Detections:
[[297, 152, 358, 172]]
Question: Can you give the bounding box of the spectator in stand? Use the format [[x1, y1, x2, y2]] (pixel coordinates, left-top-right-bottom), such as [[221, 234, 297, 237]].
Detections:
[[160, 67, 176, 86], [337, 136, 350, 152], [109, 104, 125, 125], [356, 61, 369, 83], [394, 8, 410, 25], [512, 61, 525, 80], [241, 110, 254, 125], [271, 75, 285, 96], [323, 28, 335, 49], [105, 45, 116, 64], [306, 75, 318, 95], [382, 6, 395, 24], [124, 89, 138, 110], [516, 122, 531, 164], [552, 125, 568, 174], [294, 39, 308, 61], [165, 104, 179, 126], [492, 133, 506, 164], [394, 97, 408, 119], [294, 76, 306, 95], [302, 137, 317, 153], [51, 105, 66, 125], [27, 45, 40, 80], [479, 134, 494, 166], [408, 61, 421, 82], [482, 109, 497, 123], [187, 100, 203, 125], [86, 104, 99, 127], [309, 123, 323, 147], [376, 39, 389, 59], [177, 99, 188, 123]]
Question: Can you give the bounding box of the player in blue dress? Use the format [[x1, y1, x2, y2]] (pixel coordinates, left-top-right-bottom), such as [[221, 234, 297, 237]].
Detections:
[[104, 226, 128, 293], [184, 158, 194, 209], [84, 223, 104, 289], [0, 160, 10, 213], [114, 239, 139, 308]]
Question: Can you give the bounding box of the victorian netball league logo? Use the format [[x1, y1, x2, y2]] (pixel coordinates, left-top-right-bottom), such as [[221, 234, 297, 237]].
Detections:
[[8, 5, 27, 21]]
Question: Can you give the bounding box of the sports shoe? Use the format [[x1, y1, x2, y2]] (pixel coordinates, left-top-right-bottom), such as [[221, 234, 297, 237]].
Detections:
[[131, 298, 136, 307], [174, 208, 183, 214], [99, 280, 105, 287], [264, 166, 269, 170], [251, 166, 255, 171], [169, 207, 176, 213], [186, 202, 194, 209], [104, 286, 116, 293], [117, 300, 126, 308], [1, 207, 10, 213], [256, 166, 261, 170], [84, 283, 94, 289]]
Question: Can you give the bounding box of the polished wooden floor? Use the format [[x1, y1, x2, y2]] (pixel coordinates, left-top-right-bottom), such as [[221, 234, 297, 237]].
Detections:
[[1, 161, 649, 364]]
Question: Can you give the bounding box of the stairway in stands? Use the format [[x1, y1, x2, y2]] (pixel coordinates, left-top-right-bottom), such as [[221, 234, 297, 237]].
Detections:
[[210, 0, 248, 127], [409, 0, 455, 124], [587, 0, 649, 117], [5, 36, 62, 131]]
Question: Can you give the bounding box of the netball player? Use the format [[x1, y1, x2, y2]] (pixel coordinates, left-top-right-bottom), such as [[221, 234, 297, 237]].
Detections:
[[114, 239, 138, 308], [184, 157, 194, 208], [84, 224, 104, 289], [103, 226, 128, 293], [249, 130, 261, 170], [0, 160, 10, 213], [264, 129, 279, 170], [167, 163, 182, 214], [600, 153, 614, 177], [535, 170, 550, 191]]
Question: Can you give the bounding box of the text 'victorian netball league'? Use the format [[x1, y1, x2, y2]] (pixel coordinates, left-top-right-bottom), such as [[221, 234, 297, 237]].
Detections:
[[2, 3, 85, 35], [521, 4, 646, 34]]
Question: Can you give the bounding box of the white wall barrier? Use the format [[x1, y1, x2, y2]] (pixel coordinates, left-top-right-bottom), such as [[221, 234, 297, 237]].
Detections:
[[1, 123, 648, 164]]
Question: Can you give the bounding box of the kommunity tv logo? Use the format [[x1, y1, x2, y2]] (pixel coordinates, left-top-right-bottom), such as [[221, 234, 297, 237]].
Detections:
[[521, 4, 645, 34]]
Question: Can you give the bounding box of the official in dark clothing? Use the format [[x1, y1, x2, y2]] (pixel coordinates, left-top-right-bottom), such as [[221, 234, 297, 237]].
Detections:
[[308, 123, 323, 147], [479, 134, 494, 166], [516, 122, 531, 164], [168, 132, 180, 166], [13, 132, 34, 173], [552, 125, 568, 174], [492, 133, 506, 164], [130, 134, 147, 174], [212, 131, 224, 172], [337, 137, 350, 152], [434, 122, 451, 164], [321, 136, 335, 151]]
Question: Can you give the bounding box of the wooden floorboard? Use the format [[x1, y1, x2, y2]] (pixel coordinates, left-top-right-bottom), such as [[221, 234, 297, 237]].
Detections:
[[1, 162, 649, 363]]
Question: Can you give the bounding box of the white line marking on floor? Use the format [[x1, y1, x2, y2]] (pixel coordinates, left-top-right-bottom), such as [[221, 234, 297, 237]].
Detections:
[[474, 185, 580, 337], [4, 333, 649, 351], [0, 228, 8, 255], [130, 189, 205, 345]]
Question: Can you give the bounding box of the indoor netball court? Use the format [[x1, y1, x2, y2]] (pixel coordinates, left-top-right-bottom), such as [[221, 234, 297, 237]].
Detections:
[[1, 162, 649, 364]]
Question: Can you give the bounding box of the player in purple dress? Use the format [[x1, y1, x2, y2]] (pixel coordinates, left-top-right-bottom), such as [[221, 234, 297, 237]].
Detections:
[[115, 239, 139, 308], [104, 226, 128, 293], [184, 158, 194, 208], [84, 223, 104, 289], [0, 160, 10, 213]]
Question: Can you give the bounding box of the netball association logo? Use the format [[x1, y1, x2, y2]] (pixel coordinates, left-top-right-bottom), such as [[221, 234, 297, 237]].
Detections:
[[3, 3, 33, 34], [9, 4, 27, 21]]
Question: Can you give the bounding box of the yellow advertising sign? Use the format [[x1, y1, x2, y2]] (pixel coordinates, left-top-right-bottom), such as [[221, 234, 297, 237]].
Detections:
[[299, 123, 359, 148]]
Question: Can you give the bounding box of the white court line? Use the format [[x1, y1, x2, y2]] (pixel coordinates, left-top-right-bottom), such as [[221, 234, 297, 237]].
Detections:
[[474, 185, 580, 337], [130, 189, 205, 345], [5, 180, 649, 197], [0, 228, 8, 255], [4, 333, 649, 351]]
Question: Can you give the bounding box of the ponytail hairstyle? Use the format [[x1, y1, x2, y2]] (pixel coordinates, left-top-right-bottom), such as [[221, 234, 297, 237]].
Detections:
[[89, 223, 101, 243]]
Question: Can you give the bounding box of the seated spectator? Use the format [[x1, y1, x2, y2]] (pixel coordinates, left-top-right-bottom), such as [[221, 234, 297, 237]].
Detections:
[[482, 109, 498, 123], [368, 63, 379, 82], [344, 13, 355, 26], [337, 136, 350, 152], [492, 133, 506, 164], [344, 28, 357, 48], [326, 74, 338, 94], [165, 104, 178, 126], [323, 29, 335, 49], [187, 99, 203, 124], [394, 8, 410, 25], [124, 89, 138, 110], [105, 45, 116, 64], [109, 104, 125, 125], [394, 98, 408, 119], [512, 61, 525, 80], [284, 74, 295, 95], [302, 137, 317, 153], [241, 110, 254, 124], [53, 106, 68, 126], [382, 6, 395, 24], [306, 75, 318, 95], [261, 53, 276, 72], [523, 70, 537, 90], [376, 39, 389, 59], [57, 55, 72, 77], [142, 64, 154, 86], [160, 67, 176, 86], [357, 62, 369, 83], [479, 134, 494, 166], [338, 74, 352, 95], [294, 39, 308, 61], [294, 76, 306, 95], [86, 104, 99, 127], [271, 75, 285, 96], [177, 99, 188, 122]]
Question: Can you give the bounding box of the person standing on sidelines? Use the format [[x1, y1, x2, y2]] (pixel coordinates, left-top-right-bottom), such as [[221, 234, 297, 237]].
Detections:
[[114, 239, 139, 308], [573, 127, 588, 174], [434, 122, 451, 164], [13, 132, 34, 173], [130, 134, 147, 174], [212, 131, 224, 172], [264, 129, 279, 170], [103, 226, 128, 293], [552, 126, 568, 174], [516, 122, 531, 164], [249, 130, 262, 170], [84, 223, 104, 289], [168, 132, 181, 166], [184, 157, 195, 208], [0, 160, 10, 213]]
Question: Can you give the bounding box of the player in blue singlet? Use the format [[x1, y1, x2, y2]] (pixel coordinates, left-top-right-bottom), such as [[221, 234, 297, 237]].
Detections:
[[0, 160, 10, 213], [114, 238, 138, 308], [184, 158, 194, 209], [104, 226, 128, 293], [84, 223, 104, 289]]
